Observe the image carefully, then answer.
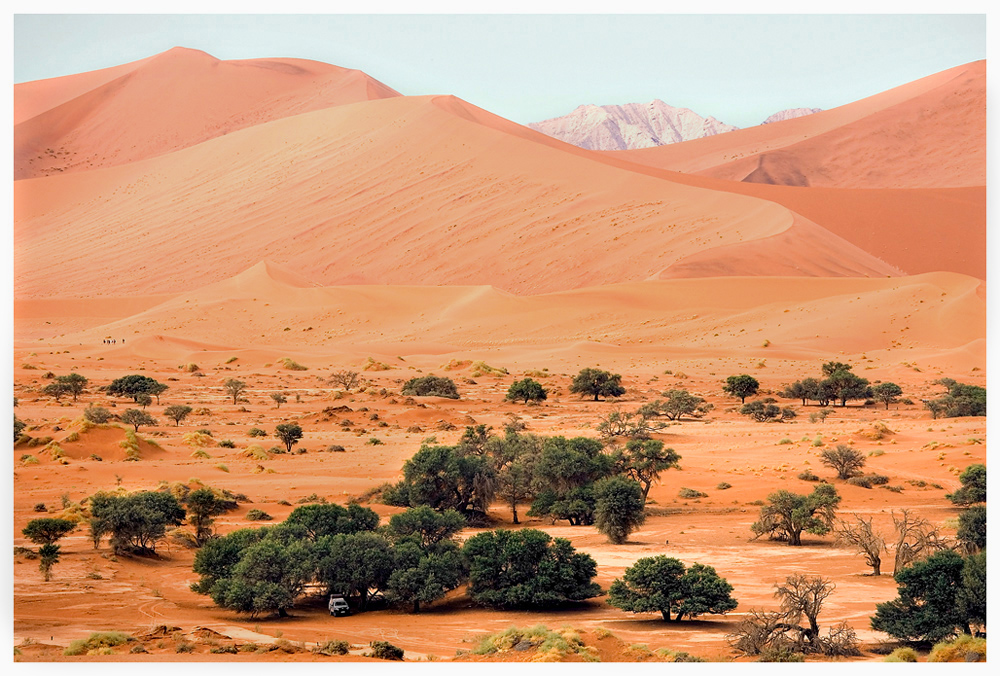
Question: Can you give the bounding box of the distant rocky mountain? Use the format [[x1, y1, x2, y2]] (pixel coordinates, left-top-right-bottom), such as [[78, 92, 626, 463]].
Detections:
[[527, 100, 738, 151], [761, 107, 822, 125]]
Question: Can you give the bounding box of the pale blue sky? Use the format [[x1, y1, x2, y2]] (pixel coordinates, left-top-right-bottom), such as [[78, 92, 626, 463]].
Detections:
[[12, 13, 988, 128]]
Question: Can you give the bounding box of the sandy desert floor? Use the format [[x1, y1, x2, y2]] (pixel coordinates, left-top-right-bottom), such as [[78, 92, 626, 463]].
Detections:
[[11, 273, 986, 662]]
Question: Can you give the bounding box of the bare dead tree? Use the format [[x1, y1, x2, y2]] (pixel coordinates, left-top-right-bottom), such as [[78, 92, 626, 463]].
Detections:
[[774, 574, 835, 651], [329, 370, 362, 392], [727, 609, 790, 656], [891, 509, 948, 574], [836, 514, 886, 575]]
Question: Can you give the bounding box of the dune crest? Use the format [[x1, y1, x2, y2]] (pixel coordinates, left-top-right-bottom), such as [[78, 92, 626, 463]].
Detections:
[[14, 46, 401, 179]]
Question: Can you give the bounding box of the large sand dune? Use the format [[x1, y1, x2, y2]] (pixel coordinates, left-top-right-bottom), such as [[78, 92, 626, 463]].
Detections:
[[14, 47, 401, 179], [613, 61, 985, 189], [15, 93, 900, 299]]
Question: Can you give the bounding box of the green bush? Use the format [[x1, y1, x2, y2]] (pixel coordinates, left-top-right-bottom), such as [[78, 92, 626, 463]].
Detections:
[[245, 509, 273, 521], [678, 487, 708, 499], [218, 440, 236, 448], [927, 634, 985, 662], [64, 631, 132, 656], [369, 640, 404, 660], [248, 428, 267, 437], [315, 640, 350, 655], [401, 375, 460, 399]]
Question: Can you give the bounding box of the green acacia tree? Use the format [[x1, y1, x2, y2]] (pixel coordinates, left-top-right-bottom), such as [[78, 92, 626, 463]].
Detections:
[[505, 378, 547, 404], [224, 379, 247, 405], [569, 368, 625, 401], [314, 531, 396, 610], [164, 405, 193, 426], [274, 423, 303, 453], [593, 476, 646, 544], [186, 488, 228, 545], [946, 464, 986, 505], [871, 550, 973, 642], [751, 484, 841, 546], [488, 431, 543, 524], [871, 382, 903, 409], [107, 375, 166, 403], [120, 408, 157, 432], [463, 529, 600, 608], [723, 375, 759, 403], [23, 518, 76, 581], [56, 373, 88, 401], [608, 556, 737, 621], [208, 538, 314, 618]]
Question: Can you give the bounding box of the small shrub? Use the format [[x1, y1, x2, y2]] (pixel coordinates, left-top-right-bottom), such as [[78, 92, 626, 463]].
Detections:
[[884, 647, 918, 662], [716, 482, 732, 490], [183, 432, 215, 448], [778, 438, 793, 445], [218, 439, 236, 448], [225, 356, 238, 364], [21, 455, 39, 465], [64, 631, 132, 656], [175, 642, 195, 653], [864, 473, 889, 485], [210, 644, 238, 654], [315, 640, 350, 656], [281, 357, 308, 371], [369, 640, 404, 661], [326, 444, 346, 453], [846, 476, 873, 488], [366, 437, 383, 445], [248, 427, 267, 437], [191, 450, 211, 459], [401, 375, 460, 399], [215, 464, 229, 473], [678, 487, 707, 499], [757, 645, 805, 662], [245, 509, 272, 521], [797, 470, 819, 481], [83, 405, 113, 424], [33, 502, 47, 512]]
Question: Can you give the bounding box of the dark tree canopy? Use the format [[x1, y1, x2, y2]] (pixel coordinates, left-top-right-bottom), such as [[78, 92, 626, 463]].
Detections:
[[14, 415, 26, 442], [401, 375, 460, 399], [926, 380, 986, 419], [823, 370, 871, 407], [740, 399, 795, 423], [209, 538, 313, 618], [89, 490, 186, 555], [120, 408, 157, 432], [164, 405, 193, 426], [107, 375, 166, 402], [274, 423, 303, 453], [751, 484, 841, 546], [871, 550, 974, 642], [382, 443, 497, 515], [660, 389, 712, 420], [463, 529, 600, 608], [871, 382, 903, 409], [315, 531, 395, 610], [186, 488, 230, 545], [385, 506, 465, 548], [723, 375, 759, 403], [505, 378, 547, 404], [22, 518, 77, 545], [283, 503, 379, 540], [957, 505, 986, 552], [527, 435, 615, 525], [593, 476, 646, 544], [487, 431, 543, 524], [569, 368, 625, 401], [608, 556, 738, 621], [946, 464, 986, 505], [615, 438, 681, 502], [56, 373, 88, 401]]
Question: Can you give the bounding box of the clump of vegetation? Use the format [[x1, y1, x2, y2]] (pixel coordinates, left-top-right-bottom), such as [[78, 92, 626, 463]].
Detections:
[[884, 647, 918, 662], [314, 640, 350, 655], [946, 464, 986, 505], [740, 398, 795, 422], [369, 640, 404, 661], [275, 423, 304, 453], [363, 357, 393, 371], [218, 439, 236, 448], [63, 631, 133, 655], [281, 357, 308, 371], [83, 405, 114, 424], [401, 375, 460, 399], [716, 482, 732, 490], [751, 484, 840, 546], [723, 374, 759, 403], [927, 634, 986, 662], [245, 509, 273, 521], [473, 625, 595, 662], [241, 445, 270, 461], [846, 476, 873, 489], [248, 427, 267, 437], [183, 432, 215, 448], [678, 487, 708, 499], [925, 379, 986, 419]]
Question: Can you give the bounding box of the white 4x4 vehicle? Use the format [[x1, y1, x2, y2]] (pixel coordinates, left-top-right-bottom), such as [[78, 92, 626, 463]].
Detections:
[[328, 595, 350, 617]]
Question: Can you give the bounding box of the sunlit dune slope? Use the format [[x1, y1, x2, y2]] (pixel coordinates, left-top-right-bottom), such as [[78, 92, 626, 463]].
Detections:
[[14, 94, 899, 299], [613, 61, 985, 189], [40, 261, 983, 367], [14, 46, 401, 179]]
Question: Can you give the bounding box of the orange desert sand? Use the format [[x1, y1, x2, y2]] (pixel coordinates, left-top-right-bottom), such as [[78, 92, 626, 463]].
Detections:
[[12, 49, 985, 661]]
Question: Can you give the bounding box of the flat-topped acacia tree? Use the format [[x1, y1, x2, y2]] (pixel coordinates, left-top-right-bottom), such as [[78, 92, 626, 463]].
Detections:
[[107, 375, 167, 403], [569, 368, 625, 401]]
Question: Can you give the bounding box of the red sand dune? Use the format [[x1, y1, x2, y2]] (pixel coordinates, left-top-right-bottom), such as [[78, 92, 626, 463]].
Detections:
[[14, 47, 401, 179], [14, 93, 898, 299], [613, 61, 985, 190]]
